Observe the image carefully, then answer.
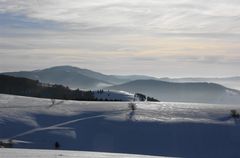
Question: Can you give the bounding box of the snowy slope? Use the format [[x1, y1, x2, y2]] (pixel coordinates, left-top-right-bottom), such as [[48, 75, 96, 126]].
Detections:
[[0, 149, 168, 158], [93, 90, 134, 101], [1, 94, 240, 158]]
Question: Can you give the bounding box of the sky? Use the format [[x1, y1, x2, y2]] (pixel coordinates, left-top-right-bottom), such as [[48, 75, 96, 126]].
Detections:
[[0, 0, 240, 77]]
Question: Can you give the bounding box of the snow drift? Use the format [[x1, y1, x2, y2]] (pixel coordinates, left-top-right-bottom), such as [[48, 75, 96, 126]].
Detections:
[[0, 94, 240, 158]]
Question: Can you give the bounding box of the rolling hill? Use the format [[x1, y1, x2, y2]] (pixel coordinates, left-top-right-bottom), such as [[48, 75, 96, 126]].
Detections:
[[160, 77, 240, 90], [2, 66, 155, 89], [107, 80, 240, 104], [2, 66, 110, 90], [2, 65, 240, 104]]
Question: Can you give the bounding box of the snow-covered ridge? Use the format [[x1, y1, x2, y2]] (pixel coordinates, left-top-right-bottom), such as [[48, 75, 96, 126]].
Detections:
[[0, 149, 169, 158], [1, 94, 240, 158], [0, 93, 238, 126]]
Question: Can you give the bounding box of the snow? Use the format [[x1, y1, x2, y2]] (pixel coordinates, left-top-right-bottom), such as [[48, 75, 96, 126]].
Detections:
[[0, 94, 238, 125], [225, 89, 239, 96], [0, 94, 240, 158], [93, 90, 134, 101], [0, 149, 168, 158]]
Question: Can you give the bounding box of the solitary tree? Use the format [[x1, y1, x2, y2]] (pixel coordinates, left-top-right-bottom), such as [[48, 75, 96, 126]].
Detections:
[[54, 141, 60, 149], [128, 102, 137, 111], [51, 98, 56, 105], [231, 110, 240, 119], [128, 102, 137, 120]]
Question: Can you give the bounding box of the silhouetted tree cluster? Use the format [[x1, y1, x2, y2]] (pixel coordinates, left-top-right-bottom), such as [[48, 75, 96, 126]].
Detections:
[[134, 93, 146, 101], [94, 98, 122, 101], [0, 75, 95, 101], [0, 140, 13, 148], [147, 97, 159, 102], [96, 89, 104, 94], [231, 110, 240, 119], [134, 93, 159, 102]]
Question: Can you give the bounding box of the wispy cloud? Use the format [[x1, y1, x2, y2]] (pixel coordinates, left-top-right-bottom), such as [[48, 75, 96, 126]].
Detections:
[[0, 0, 240, 76], [1, 0, 240, 34]]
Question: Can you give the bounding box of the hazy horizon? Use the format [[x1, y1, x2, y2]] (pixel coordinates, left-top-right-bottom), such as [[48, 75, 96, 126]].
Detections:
[[1, 0, 240, 77], [1, 65, 240, 79]]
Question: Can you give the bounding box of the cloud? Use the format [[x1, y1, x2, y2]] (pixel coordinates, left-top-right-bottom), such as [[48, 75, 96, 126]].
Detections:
[[0, 0, 240, 77], [1, 0, 240, 34], [175, 55, 240, 65]]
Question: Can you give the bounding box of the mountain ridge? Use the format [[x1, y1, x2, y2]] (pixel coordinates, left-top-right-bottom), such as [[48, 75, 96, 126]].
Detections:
[[1, 66, 156, 89], [107, 79, 240, 104], [2, 65, 240, 104]]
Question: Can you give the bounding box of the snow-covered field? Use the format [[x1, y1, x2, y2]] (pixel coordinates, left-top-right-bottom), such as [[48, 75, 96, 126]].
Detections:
[[0, 149, 167, 158], [0, 94, 240, 158]]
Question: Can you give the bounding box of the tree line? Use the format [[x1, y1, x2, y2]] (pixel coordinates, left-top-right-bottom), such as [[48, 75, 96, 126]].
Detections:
[[0, 75, 159, 102], [0, 75, 95, 101]]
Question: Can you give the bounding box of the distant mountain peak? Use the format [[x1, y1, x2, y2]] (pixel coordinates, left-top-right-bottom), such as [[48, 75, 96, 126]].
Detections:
[[1, 65, 156, 90], [42, 65, 84, 71]]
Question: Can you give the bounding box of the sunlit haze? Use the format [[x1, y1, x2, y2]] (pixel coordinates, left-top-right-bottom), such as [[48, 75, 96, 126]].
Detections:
[[0, 0, 240, 77]]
